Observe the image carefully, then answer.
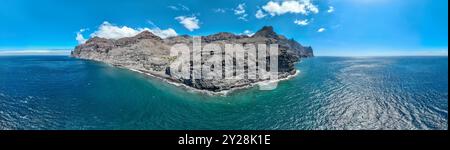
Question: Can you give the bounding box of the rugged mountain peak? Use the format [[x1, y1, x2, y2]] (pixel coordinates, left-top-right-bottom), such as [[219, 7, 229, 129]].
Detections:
[[202, 32, 246, 42], [253, 26, 277, 38], [135, 30, 161, 40]]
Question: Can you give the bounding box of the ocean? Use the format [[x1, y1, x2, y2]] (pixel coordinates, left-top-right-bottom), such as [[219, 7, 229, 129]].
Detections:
[[0, 56, 447, 130]]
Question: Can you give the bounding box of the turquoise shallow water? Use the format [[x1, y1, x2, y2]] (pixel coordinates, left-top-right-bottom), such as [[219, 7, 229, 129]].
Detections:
[[0, 56, 448, 130]]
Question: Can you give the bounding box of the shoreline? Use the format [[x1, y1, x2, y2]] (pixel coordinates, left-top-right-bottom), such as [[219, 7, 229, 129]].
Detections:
[[128, 67, 300, 96], [72, 56, 302, 96]]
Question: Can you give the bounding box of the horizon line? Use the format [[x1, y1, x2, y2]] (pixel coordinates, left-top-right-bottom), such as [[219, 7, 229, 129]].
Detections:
[[0, 49, 448, 57]]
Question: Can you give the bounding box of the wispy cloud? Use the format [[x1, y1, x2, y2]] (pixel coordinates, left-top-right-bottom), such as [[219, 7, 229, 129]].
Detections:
[[168, 4, 190, 11], [255, 9, 267, 19], [168, 5, 178, 11], [234, 3, 248, 21], [213, 8, 226, 13], [178, 4, 190, 11]]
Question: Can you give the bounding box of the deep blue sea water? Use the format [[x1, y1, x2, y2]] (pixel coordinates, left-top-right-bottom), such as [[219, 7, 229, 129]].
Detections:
[[0, 56, 447, 130]]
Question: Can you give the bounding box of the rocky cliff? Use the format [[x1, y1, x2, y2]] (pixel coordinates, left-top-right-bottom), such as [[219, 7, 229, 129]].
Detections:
[[71, 26, 314, 92]]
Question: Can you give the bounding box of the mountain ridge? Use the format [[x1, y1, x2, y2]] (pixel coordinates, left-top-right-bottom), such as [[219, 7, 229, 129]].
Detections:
[[72, 26, 314, 93]]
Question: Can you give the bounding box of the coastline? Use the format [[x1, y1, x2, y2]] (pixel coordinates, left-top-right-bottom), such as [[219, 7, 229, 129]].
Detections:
[[127, 67, 301, 96], [71, 53, 304, 96]]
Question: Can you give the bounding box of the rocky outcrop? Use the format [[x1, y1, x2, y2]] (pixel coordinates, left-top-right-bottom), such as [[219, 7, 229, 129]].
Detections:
[[71, 26, 314, 92]]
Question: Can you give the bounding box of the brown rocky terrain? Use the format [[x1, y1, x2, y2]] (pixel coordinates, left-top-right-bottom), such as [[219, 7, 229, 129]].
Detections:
[[71, 26, 314, 92]]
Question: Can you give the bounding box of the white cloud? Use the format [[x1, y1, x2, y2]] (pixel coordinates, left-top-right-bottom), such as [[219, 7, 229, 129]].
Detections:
[[234, 3, 246, 15], [262, 0, 319, 16], [178, 4, 190, 11], [90, 22, 144, 39], [168, 4, 190, 11], [214, 8, 226, 13], [76, 29, 87, 44], [294, 19, 309, 26], [327, 6, 334, 13], [238, 14, 248, 21], [148, 28, 178, 38], [317, 28, 326, 32], [255, 9, 267, 19], [241, 30, 255, 36], [234, 3, 248, 21], [145, 21, 178, 38], [168, 5, 179, 11], [88, 21, 177, 39], [175, 16, 200, 31]]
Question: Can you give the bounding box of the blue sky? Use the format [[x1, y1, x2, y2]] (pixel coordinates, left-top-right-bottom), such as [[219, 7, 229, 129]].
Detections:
[[0, 0, 448, 56]]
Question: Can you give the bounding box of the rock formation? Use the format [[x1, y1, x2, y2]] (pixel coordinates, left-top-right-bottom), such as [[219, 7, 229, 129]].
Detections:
[[71, 26, 314, 92]]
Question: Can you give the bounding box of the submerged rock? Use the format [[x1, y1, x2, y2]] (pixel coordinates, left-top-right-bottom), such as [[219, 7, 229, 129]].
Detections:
[[71, 26, 314, 92]]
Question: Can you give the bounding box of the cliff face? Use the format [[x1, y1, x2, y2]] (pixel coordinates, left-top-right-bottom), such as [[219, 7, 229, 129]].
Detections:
[[72, 26, 314, 92]]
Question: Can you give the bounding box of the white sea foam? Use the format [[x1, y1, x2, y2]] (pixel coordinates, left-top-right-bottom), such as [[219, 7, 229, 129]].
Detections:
[[127, 68, 300, 96]]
